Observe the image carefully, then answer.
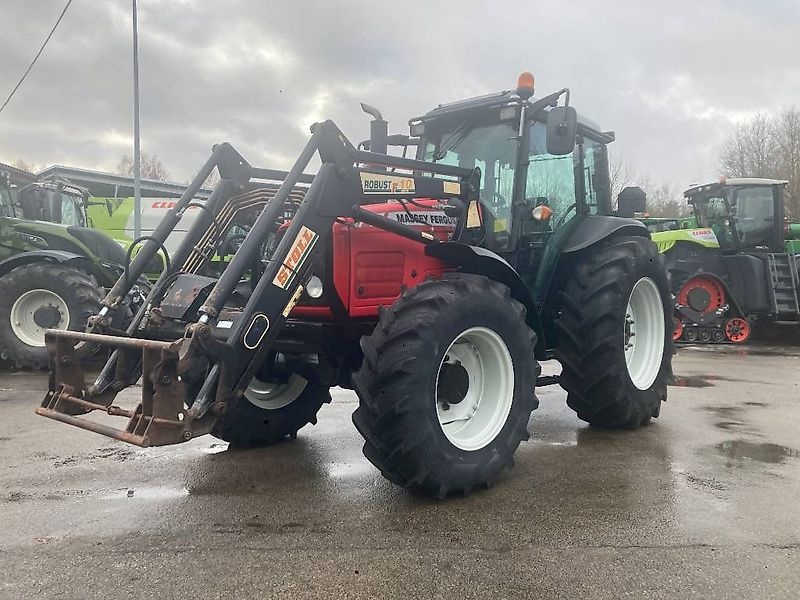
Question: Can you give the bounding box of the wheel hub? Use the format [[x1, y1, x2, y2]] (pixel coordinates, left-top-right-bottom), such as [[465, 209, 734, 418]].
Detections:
[[244, 373, 308, 410], [686, 287, 711, 312], [436, 358, 470, 408], [33, 305, 63, 329]]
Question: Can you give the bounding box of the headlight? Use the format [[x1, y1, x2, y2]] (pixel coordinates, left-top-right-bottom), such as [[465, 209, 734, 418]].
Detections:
[[306, 275, 324, 299], [16, 231, 48, 248]]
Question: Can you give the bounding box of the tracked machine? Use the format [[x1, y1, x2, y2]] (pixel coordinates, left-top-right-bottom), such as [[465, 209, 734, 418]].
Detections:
[[653, 178, 798, 343], [36, 74, 673, 497]]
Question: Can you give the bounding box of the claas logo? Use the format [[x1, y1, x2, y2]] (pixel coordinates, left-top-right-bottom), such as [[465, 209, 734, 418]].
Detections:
[[272, 226, 318, 289]]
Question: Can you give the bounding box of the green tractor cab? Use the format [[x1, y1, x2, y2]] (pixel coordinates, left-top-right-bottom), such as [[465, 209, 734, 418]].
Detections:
[[651, 178, 794, 343], [0, 171, 145, 368]]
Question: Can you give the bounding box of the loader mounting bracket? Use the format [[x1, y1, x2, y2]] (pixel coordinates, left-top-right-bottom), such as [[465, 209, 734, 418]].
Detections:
[[36, 329, 215, 447]]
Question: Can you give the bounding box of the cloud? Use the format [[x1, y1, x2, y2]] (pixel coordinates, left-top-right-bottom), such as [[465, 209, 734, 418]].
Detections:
[[1, 0, 799, 191]]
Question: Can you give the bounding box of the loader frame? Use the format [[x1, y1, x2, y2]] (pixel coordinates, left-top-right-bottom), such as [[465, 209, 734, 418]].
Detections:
[[37, 120, 481, 446]]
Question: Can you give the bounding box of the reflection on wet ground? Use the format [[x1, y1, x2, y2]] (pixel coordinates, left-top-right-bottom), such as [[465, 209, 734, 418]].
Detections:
[[715, 439, 799, 464], [1, 347, 799, 598]]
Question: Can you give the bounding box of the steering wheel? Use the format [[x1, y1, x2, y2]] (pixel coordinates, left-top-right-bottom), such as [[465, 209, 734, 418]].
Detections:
[[554, 203, 578, 228]]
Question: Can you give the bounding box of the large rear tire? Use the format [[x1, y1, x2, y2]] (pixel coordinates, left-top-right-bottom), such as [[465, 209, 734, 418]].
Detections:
[[0, 263, 102, 370], [352, 273, 538, 499], [212, 371, 331, 447], [555, 236, 672, 428]]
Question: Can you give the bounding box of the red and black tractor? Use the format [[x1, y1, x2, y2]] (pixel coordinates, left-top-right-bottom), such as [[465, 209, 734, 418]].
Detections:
[[36, 74, 673, 498]]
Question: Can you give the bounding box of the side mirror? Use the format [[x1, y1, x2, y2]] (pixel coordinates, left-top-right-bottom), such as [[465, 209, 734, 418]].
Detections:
[[546, 106, 577, 156]]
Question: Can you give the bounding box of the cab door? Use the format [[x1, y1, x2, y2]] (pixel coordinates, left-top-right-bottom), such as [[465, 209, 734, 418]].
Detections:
[[730, 185, 781, 251]]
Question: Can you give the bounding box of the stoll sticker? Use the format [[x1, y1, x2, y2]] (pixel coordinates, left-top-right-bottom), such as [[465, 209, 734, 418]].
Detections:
[[273, 226, 319, 289]]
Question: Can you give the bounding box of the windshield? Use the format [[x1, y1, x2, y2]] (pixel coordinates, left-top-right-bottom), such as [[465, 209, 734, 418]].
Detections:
[[0, 185, 14, 218], [423, 119, 518, 250], [691, 193, 736, 249], [60, 194, 84, 226]]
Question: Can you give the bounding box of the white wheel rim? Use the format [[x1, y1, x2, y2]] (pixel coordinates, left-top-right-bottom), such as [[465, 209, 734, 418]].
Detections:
[[435, 326, 514, 451], [244, 373, 307, 410], [10, 289, 70, 347], [624, 277, 665, 390]]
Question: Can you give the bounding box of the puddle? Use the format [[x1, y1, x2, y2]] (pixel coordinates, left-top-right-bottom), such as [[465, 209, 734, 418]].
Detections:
[[670, 376, 714, 388], [200, 442, 229, 455], [715, 421, 748, 431], [715, 440, 799, 464], [670, 373, 760, 388], [102, 486, 191, 500]]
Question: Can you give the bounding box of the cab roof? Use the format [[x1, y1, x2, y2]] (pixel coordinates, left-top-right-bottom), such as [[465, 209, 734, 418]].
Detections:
[[684, 178, 788, 198], [410, 89, 606, 136]]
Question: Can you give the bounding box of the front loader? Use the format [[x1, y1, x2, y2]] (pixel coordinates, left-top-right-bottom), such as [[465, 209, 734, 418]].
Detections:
[[37, 74, 673, 498]]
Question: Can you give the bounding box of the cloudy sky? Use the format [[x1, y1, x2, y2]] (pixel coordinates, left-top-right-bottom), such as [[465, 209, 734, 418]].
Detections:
[[1, 0, 799, 190]]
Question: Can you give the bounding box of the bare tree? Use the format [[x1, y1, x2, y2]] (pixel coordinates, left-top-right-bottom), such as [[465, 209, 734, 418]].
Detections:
[[638, 176, 688, 218], [719, 113, 780, 179], [608, 148, 637, 207], [718, 108, 800, 219], [777, 107, 800, 219], [183, 167, 221, 190], [117, 152, 170, 181], [10, 158, 46, 173]]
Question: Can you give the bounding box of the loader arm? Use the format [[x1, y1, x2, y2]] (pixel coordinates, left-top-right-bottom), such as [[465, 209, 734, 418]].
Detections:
[[37, 120, 478, 447]]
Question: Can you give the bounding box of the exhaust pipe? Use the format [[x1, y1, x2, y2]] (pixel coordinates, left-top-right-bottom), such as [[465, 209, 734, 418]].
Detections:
[[361, 102, 388, 156]]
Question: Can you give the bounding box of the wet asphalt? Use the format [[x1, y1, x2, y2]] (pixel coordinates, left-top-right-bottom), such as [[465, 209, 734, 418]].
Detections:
[[0, 344, 798, 599]]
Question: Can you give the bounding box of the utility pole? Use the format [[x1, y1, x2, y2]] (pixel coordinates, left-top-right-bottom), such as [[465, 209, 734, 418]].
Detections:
[[132, 0, 141, 238]]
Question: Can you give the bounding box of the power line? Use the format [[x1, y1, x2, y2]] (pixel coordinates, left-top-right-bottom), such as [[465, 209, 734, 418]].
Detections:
[[0, 0, 74, 115]]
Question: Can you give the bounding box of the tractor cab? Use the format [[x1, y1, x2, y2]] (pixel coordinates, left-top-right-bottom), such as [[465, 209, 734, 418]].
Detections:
[[686, 178, 788, 253], [408, 74, 617, 304], [17, 180, 90, 227]]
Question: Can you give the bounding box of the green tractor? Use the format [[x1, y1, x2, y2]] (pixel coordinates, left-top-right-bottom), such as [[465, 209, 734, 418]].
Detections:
[[0, 171, 145, 368], [651, 178, 798, 343]]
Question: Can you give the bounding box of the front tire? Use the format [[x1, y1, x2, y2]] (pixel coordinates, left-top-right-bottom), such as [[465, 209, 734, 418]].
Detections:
[[213, 372, 331, 447], [0, 263, 102, 369], [352, 273, 538, 498], [555, 236, 672, 429]]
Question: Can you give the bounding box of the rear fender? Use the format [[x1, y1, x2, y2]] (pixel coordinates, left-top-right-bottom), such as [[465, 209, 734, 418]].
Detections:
[[562, 215, 648, 253], [424, 242, 547, 360], [0, 250, 97, 280]]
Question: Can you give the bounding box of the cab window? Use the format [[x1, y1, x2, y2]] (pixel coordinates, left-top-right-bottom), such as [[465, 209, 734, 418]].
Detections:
[[0, 186, 14, 218], [423, 120, 518, 250], [733, 186, 775, 248], [693, 195, 735, 250], [582, 137, 610, 215], [525, 121, 577, 228], [60, 195, 83, 226]]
